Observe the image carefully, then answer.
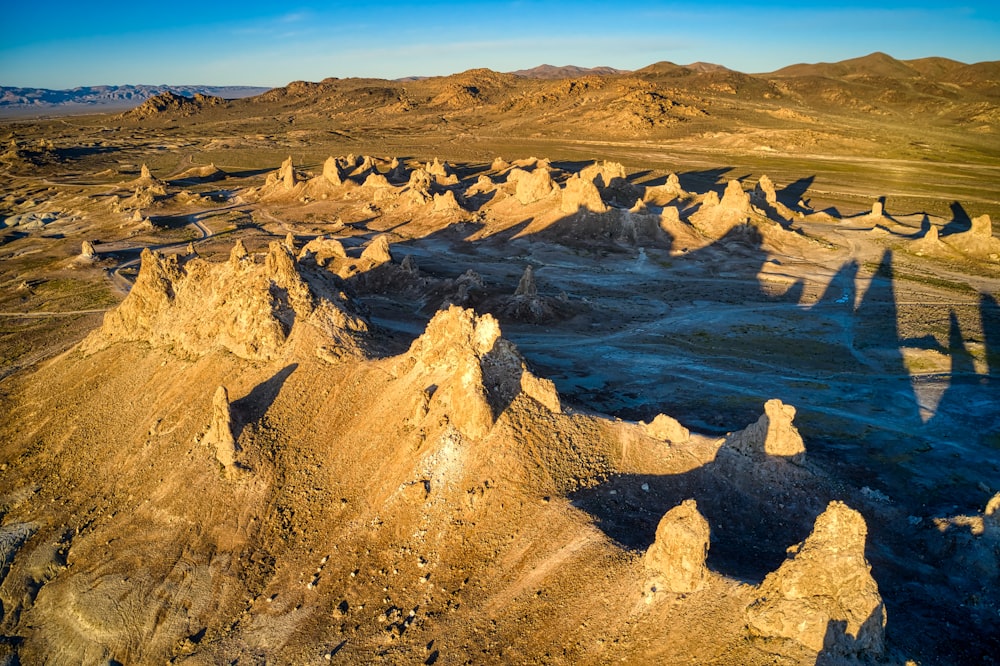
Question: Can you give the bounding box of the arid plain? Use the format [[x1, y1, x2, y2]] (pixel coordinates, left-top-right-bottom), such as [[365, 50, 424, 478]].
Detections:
[[1, 53, 999, 664]]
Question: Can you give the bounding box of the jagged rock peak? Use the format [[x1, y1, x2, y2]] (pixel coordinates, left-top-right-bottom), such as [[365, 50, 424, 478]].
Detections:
[[747, 501, 885, 657], [360, 235, 393, 264], [298, 236, 346, 267], [580, 160, 628, 188], [561, 173, 608, 214], [426, 157, 452, 178], [140, 164, 152, 180], [229, 239, 249, 265], [728, 399, 806, 461], [641, 414, 690, 443], [206, 386, 238, 471], [515, 265, 537, 298], [81, 240, 366, 361], [754, 175, 777, 204], [720, 179, 751, 211], [644, 499, 710, 594], [512, 167, 557, 205], [433, 190, 462, 212]]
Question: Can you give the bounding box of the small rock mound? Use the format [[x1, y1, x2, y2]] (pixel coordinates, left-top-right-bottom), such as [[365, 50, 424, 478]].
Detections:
[[747, 501, 885, 657], [79, 241, 97, 260], [640, 414, 690, 443], [643, 499, 710, 594], [727, 399, 805, 461], [433, 190, 463, 212]]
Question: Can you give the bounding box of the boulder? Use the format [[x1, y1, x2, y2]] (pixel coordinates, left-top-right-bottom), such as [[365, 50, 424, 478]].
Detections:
[[728, 399, 805, 461]]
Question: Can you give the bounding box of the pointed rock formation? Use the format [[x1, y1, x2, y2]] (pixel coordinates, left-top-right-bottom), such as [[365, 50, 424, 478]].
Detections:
[[81, 240, 366, 361], [519, 371, 561, 413], [426, 157, 451, 178], [560, 174, 608, 214], [285, 232, 296, 252], [753, 175, 778, 205], [512, 168, 557, 205], [747, 501, 885, 657], [206, 386, 238, 471], [515, 265, 537, 298], [720, 179, 751, 211], [433, 190, 462, 212], [644, 499, 710, 594], [402, 307, 507, 439], [728, 399, 805, 461], [360, 235, 393, 264], [278, 156, 296, 190], [362, 172, 391, 189], [491, 156, 509, 171], [640, 414, 690, 443], [80, 241, 97, 260]]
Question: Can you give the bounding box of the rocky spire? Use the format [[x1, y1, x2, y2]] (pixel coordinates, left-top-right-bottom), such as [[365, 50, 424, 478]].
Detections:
[[728, 399, 806, 461], [643, 499, 710, 594], [206, 386, 238, 472], [747, 501, 885, 656], [514, 266, 537, 298]]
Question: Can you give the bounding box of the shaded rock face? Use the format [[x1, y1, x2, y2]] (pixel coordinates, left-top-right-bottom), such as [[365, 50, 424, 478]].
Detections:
[[643, 499, 710, 594], [747, 501, 886, 657], [82, 242, 367, 361], [728, 399, 805, 461], [515, 265, 537, 298], [322, 157, 343, 186], [205, 386, 237, 471]]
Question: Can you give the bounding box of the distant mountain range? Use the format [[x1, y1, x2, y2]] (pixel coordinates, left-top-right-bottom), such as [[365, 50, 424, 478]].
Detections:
[[0, 85, 271, 116], [3, 53, 998, 121]]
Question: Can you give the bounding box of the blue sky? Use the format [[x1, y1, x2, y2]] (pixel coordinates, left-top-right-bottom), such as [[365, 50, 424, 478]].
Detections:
[[1, 1, 998, 88]]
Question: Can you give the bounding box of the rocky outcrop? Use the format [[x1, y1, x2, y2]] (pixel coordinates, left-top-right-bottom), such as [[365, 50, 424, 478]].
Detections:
[[640, 414, 690, 443], [402, 307, 509, 439], [79, 241, 97, 260], [560, 174, 608, 214], [426, 158, 452, 178], [643, 499, 710, 594], [399, 306, 557, 438], [747, 501, 885, 657], [500, 266, 557, 323], [433, 190, 463, 212], [82, 241, 367, 361], [206, 386, 237, 471], [511, 167, 558, 205], [360, 235, 393, 264], [727, 399, 805, 461], [322, 157, 343, 186], [580, 160, 627, 188], [298, 236, 346, 266], [752, 175, 777, 205], [942, 214, 1000, 259]]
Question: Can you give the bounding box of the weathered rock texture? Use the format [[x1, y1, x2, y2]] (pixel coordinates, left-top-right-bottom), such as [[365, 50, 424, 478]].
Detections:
[[511, 167, 558, 205], [728, 399, 806, 461], [560, 174, 608, 214], [643, 499, 710, 593], [747, 501, 886, 657], [82, 241, 367, 361], [205, 386, 237, 471]]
